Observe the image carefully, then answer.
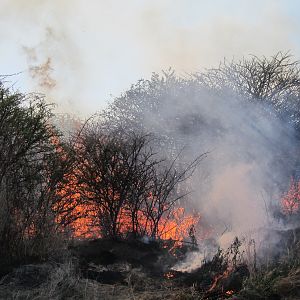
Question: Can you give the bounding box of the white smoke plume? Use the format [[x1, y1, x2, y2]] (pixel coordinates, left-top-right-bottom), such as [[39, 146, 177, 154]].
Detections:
[[127, 83, 299, 270], [0, 0, 300, 116]]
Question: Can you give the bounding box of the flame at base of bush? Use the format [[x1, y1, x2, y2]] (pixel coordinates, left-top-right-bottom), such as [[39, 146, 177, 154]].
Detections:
[[281, 177, 300, 215], [67, 203, 200, 243]]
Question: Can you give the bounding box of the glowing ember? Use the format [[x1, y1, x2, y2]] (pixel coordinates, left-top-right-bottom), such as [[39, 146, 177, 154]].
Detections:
[[164, 271, 175, 279], [225, 290, 234, 295]]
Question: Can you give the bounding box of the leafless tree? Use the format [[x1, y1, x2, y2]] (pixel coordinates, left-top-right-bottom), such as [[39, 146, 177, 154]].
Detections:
[[74, 126, 205, 239], [196, 52, 300, 129], [99, 53, 300, 140]]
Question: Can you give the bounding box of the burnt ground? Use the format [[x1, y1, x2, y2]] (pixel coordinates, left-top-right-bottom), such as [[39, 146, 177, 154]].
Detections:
[[0, 237, 250, 299], [0, 235, 300, 299], [70, 238, 177, 277], [0, 238, 194, 300]]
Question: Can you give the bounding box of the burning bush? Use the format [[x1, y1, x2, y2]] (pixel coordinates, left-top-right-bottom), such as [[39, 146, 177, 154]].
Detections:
[[281, 177, 300, 215], [71, 126, 204, 240]]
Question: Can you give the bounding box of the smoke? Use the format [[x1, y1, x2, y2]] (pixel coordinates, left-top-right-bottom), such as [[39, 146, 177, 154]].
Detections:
[[0, 1, 84, 114], [1, 0, 300, 269], [132, 82, 298, 269], [173, 251, 206, 273], [0, 1, 300, 116]]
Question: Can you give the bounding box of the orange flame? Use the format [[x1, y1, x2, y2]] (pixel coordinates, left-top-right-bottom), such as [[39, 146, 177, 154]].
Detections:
[[164, 271, 175, 279], [281, 178, 300, 215], [208, 267, 232, 293], [52, 135, 200, 242], [225, 290, 234, 295]]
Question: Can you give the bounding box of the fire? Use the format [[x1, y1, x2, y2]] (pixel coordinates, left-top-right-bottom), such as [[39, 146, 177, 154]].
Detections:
[[208, 267, 232, 293], [61, 190, 199, 241], [49, 135, 95, 238], [158, 207, 200, 243], [164, 271, 175, 279], [281, 178, 300, 215], [51, 134, 200, 242], [55, 172, 200, 241], [225, 290, 234, 295]]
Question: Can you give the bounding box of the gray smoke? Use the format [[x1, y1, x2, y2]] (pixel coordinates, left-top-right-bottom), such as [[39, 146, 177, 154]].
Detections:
[[125, 83, 298, 269], [1, 1, 299, 117]]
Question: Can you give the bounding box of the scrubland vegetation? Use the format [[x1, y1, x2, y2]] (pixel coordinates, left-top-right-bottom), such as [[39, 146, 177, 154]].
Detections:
[[1, 53, 300, 299]]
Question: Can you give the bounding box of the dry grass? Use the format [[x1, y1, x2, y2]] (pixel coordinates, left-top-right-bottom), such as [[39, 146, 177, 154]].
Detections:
[[0, 260, 200, 300], [0, 260, 80, 300]]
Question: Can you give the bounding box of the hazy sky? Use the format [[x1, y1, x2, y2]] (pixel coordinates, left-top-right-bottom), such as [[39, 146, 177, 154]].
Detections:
[[1, 0, 300, 116]]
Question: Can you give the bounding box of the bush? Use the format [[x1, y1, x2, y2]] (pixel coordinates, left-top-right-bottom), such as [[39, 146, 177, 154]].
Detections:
[[0, 80, 73, 262]]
